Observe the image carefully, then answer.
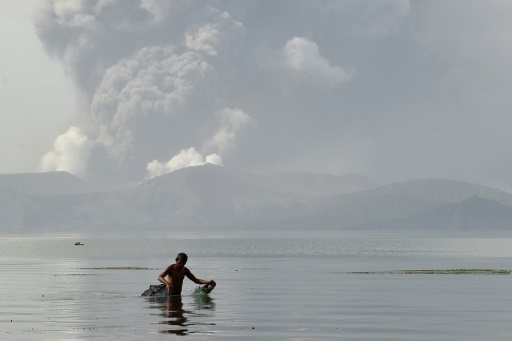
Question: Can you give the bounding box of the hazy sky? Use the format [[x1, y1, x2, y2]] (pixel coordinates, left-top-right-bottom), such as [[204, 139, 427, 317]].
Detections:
[[1, 1, 512, 190]]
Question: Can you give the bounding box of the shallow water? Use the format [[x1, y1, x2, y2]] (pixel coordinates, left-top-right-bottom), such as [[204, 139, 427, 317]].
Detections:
[[2, 234, 512, 340]]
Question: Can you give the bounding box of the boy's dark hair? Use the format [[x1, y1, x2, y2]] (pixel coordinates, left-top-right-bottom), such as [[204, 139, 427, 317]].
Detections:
[[176, 253, 188, 262]]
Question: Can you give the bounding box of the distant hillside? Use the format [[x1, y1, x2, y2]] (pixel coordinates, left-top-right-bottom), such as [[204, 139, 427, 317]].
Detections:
[[263, 171, 378, 197], [375, 196, 512, 230], [0, 171, 89, 196], [283, 192, 441, 230], [0, 186, 50, 231], [1, 166, 512, 232], [116, 165, 379, 228], [368, 178, 512, 206], [105, 164, 319, 228], [285, 178, 512, 230]]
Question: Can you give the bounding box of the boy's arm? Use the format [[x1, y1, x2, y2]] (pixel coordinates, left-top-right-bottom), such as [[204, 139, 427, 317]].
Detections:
[[185, 267, 214, 285], [158, 265, 173, 291]]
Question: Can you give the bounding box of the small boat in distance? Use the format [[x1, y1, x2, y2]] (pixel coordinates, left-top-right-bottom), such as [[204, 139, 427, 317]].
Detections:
[[74, 242, 84, 246]]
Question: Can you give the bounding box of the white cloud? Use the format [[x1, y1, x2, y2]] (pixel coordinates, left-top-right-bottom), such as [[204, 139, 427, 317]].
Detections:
[[39, 126, 92, 177], [146, 107, 250, 178], [51, 0, 96, 28], [138, 0, 174, 23], [185, 8, 245, 57], [206, 108, 251, 154], [283, 37, 352, 85], [146, 147, 223, 178], [205, 153, 223, 165], [186, 23, 224, 56]]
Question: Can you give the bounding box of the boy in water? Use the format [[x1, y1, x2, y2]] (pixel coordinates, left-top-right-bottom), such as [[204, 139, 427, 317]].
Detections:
[[158, 253, 216, 295]]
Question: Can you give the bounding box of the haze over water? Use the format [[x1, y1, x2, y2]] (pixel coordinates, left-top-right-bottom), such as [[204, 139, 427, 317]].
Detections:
[[2, 232, 512, 340], [3, 2, 512, 339]]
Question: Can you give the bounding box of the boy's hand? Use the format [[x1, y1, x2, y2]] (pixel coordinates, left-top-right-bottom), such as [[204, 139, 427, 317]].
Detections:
[[165, 283, 172, 293], [209, 280, 216, 286]]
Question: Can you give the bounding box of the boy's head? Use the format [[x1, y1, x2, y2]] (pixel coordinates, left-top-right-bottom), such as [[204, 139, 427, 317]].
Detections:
[[175, 253, 188, 268]]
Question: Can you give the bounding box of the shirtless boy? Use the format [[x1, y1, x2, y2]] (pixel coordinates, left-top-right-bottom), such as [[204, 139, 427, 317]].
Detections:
[[158, 253, 216, 295]]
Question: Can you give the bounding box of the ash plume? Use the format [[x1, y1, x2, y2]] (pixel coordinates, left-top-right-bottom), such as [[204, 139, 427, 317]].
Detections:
[[34, 1, 411, 182], [34, 1, 247, 182]]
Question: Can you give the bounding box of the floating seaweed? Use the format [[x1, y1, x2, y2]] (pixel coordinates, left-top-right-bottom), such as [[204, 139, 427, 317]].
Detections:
[[347, 269, 511, 275], [79, 267, 159, 270]]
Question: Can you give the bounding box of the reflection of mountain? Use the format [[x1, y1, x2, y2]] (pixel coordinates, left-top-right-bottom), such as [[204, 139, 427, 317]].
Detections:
[[2, 165, 512, 232]]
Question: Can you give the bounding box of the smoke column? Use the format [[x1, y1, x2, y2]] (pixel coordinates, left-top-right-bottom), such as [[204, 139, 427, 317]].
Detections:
[[34, 1, 248, 182], [34, 1, 408, 182]]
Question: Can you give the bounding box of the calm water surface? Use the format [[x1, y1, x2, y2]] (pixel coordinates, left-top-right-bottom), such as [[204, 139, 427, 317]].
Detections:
[[1, 233, 512, 340]]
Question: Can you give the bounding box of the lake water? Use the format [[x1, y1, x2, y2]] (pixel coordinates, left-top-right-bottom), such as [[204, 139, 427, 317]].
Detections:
[[2, 232, 512, 340]]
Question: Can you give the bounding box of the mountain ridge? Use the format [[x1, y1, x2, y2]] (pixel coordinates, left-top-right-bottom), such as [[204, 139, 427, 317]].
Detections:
[[1, 165, 512, 232]]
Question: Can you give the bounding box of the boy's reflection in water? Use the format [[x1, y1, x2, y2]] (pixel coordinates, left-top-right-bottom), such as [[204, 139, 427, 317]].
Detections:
[[148, 294, 216, 335]]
